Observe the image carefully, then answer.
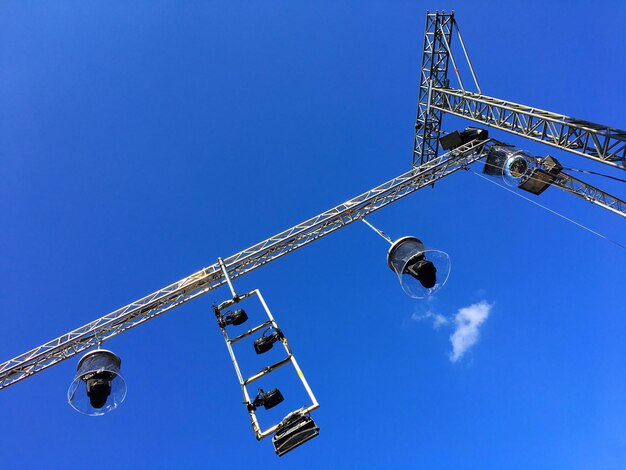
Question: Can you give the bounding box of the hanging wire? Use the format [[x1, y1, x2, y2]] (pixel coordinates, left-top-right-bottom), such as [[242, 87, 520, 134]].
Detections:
[[559, 166, 626, 183], [471, 170, 626, 250], [361, 218, 394, 245]]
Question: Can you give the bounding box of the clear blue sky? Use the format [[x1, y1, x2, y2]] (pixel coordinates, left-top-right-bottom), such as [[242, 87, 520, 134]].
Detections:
[[1, 1, 625, 468]]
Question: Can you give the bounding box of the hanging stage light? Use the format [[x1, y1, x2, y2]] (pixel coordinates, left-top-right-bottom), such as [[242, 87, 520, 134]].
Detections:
[[439, 126, 489, 151], [272, 409, 320, 457], [387, 236, 451, 299], [250, 388, 284, 411], [217, 308, 248, 328], [253, 328, 283, 354], [483, 145, 563, 195], [68, 349, 127, 416]]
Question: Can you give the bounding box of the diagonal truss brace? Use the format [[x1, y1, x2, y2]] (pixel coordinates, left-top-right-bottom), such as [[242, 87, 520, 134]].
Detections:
[[0, 139, 493, 390], [550, 170, 626, 218], [431, 87, 626, 170]]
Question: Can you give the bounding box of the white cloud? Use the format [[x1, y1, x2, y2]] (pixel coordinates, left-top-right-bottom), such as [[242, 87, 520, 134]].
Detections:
[[411, 310, 449, 329], [449, 301, 492, 362]]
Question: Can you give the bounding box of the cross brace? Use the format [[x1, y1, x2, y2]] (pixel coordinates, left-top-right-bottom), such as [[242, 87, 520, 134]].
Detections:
[[0, 139, 492, 390]]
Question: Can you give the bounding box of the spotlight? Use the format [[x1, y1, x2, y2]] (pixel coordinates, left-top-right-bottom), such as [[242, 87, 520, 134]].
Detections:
[[387, 237, 451, 299], [439, 126, 489, 150], [273, 409, 320, 456], [217, 308, 248, 328], [405, 254, 437, 289], [68, 349, 127, 416], [253, 328, 283, 354], [483, 145, 563, 194], [85, 371, 115, 409], [250, 388, 284, 411]]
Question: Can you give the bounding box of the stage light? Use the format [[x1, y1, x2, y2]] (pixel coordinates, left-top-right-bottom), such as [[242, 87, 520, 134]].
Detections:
[[387, 237, 451, 299], [68, 349, 127, 416], [250, 388, 284, 410], [439, 126, 489, 150], [254, 328, 283, 354], [483, 146, 563, 194], [217, 308, 248, 328], [273, 409, 320, 456]]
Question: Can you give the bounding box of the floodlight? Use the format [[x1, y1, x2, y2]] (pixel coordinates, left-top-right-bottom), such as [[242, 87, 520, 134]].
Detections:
[[217, 308, 248, 328], [483, 146, 563, 194], [273, 409, 320, 456], [68, 349, 127, 416], [439, 127, 488, 150], [483, 145, 536, 185], [250, 388, 284, 410], [254, 328, 283, 354], [387, 236, 451, 299]]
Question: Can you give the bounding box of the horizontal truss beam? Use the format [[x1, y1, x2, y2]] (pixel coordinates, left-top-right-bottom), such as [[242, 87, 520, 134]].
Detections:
[[431, 87, 626, 170], [0, 139, 492, 390]]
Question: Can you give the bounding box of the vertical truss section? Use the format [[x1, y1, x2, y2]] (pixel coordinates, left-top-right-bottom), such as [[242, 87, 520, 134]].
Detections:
[[0, 139, 492, 391], [431, 87, 626, 170], [413, 11, 454, 167]]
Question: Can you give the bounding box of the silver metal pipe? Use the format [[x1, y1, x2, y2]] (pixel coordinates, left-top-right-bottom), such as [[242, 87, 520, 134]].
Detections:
[[438, 26, 465, 93], [453, 19, 482, 94]]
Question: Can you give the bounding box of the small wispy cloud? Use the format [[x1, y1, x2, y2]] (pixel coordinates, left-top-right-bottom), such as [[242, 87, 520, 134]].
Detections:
[[449, 301, 493, 362], [411, 310, 449, 329]]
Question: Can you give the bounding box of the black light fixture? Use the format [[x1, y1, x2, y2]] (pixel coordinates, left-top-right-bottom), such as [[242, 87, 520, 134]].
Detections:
[[387, 236, 451, 299], [254, 328, 283, 354], [404, 253, 437, 289], [439, 126, 489, 150], [250, 388, 284, 411], [483, 145, 563, 195], [273, 409, 320, 457], [216, 308, 248, 328], [68, 349, 127, 416]]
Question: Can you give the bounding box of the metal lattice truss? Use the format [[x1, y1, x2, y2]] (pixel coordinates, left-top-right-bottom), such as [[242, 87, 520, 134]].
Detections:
[[0, 139, 492, 390], [431, 87, 626, 170], [412, 11, 454, 167], [551, 171, 626, 217]]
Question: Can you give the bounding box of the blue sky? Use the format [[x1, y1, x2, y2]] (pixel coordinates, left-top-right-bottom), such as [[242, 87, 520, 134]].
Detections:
[[1, 1, 625, 468]]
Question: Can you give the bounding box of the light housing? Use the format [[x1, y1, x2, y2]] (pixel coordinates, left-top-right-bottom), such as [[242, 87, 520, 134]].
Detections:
[[250, 388, 284, 411], [68, 349, 127, 416], [387, 237, 451, 299], [254, 328, 283, 354], [439, 127, 489, 150], [483, 146, 562, 195], [217, 308, 248, 328], [273, 410, 320, 457]]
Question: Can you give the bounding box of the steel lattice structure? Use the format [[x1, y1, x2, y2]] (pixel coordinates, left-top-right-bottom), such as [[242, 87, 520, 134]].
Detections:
[[1, 10, 623, 403], [431, 87, 626, 169], [412, 11, 454, 167], [0, 139, 491, 390], [551, 171, 626, 217]]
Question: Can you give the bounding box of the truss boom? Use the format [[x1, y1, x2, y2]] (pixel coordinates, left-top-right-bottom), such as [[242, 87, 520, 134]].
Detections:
[[0, 139, 492, 390], [431, 87, 626, 169], [551, 171, 626, 217]]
